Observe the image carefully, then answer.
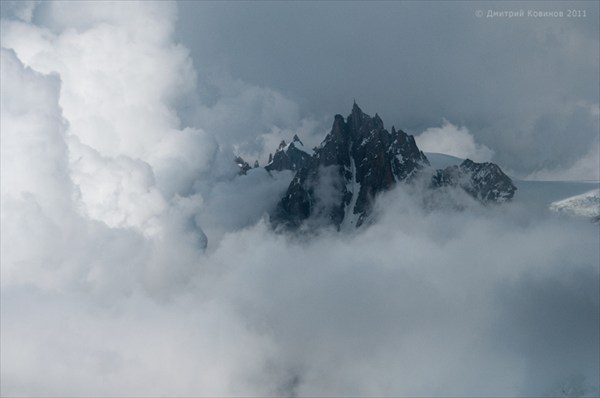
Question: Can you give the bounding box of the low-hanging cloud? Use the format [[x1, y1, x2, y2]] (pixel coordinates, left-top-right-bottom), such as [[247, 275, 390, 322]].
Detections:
[[3, 183, 598, 396], [1, 2, 598, 397], [415, 119, 495, 162]]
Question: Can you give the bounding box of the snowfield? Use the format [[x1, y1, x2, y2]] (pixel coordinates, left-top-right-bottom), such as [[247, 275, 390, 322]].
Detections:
[[549, 189, 600, 219]]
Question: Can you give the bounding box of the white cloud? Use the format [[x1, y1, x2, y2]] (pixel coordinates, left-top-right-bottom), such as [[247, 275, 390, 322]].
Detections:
[[416, 119, 495, 162], [1, 1, 216, 232], [5, 193, 598, 396], [1, 2, 598, 397], [1, 289, 277, 396], [0, 48, 70, 215], [190, 72, 325, 166]]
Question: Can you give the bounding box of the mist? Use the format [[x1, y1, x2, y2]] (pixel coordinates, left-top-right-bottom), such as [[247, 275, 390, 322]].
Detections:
[[1, 1, 598, 397]]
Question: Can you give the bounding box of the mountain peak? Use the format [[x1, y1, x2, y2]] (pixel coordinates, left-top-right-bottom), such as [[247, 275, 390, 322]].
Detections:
[[265, 135, 311, 173], [271, 103, 516, 231], [349, 101, 366, 132], [432, 159, 516, 203], [292, 134, 304, 146], [272, 104, 430, 229]]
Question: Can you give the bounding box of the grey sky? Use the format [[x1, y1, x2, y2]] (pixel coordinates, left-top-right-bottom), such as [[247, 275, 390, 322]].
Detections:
[[1, 2, 599, 396], [176, 0, 599, 177]]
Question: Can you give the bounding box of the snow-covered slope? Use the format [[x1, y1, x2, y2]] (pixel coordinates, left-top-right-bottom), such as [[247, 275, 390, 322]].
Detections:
[[515, 180, 595, 201], [549, 189, 600, 219], [513, 180, 597, 206], [509, 179, 599, 223]]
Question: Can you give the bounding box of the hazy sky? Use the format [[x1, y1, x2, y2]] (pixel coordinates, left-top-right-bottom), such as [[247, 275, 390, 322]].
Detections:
[[175, 0, 599, 179], [1, 2, 599, 397]]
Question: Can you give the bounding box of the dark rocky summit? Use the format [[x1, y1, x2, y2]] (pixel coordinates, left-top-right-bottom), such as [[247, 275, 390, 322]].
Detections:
[[265, 134, 311, 172], [235, 156, 252, 175], [272, 102, 430, 229], [270, 102, 516, 230], [432, 159, 516, 203]]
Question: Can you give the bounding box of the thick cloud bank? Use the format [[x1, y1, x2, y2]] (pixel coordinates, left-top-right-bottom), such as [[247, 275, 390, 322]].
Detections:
[[1, 2, 599, 397]]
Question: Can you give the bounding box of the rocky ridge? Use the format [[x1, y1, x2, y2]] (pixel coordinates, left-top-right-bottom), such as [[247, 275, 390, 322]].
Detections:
[[270, 102, 517, 230], [265, 134, 312, 172]]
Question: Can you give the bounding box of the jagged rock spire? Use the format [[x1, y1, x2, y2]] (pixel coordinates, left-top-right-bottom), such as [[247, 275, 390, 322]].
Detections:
[[272, 103, 430, 229], [234, 155, 252, 175], [265, 135, 311, 173], [271, 102, 516, 231], [351, 100, 363, 116], [292, 134, 304, 146]]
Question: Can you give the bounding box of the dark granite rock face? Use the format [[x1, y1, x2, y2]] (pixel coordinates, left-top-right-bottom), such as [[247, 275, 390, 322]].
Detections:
[[265, 135, 311, 172], [432, 159, 517, 202], [234, 156, 252, 175], [271, 103, 517, 231], [272, 102, 429, 229]]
